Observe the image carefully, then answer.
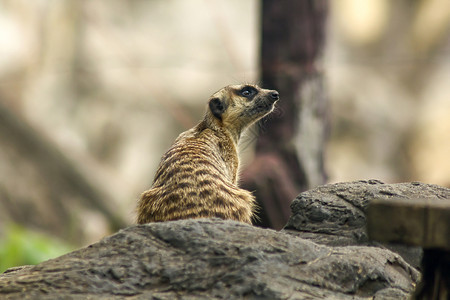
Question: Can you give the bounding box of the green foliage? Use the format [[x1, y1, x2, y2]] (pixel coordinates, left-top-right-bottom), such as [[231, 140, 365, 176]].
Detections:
[[0, 224, 74, 273]]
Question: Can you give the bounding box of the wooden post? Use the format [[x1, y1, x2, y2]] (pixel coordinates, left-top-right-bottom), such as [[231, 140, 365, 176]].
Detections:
[[242, 0, 329, 229], [367, 197, 450, 299]]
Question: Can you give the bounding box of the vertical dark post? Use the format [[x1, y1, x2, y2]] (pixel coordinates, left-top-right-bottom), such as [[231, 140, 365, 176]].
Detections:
[[242, 0, 328, 229]]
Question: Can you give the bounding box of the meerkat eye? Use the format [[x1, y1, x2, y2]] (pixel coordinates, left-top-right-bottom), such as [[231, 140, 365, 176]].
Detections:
[[240, 86, 257, 98]]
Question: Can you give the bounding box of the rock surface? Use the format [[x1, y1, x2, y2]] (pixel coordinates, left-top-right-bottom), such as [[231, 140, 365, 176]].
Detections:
[[2, 180, 448, 299], [284, 180, 450, 267], [0, 219, 419, 299]]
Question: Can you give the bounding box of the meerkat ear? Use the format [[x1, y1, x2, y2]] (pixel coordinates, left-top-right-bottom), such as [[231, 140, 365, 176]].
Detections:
[[209, 97, 227, 121]]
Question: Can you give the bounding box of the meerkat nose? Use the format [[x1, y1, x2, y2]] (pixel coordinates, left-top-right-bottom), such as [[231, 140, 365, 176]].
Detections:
[[269, 91, 279, 102]]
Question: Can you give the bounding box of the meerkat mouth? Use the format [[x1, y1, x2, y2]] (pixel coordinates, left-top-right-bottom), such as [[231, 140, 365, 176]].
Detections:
[[256, 95, 278, 114], [240, 96, 278, 118]]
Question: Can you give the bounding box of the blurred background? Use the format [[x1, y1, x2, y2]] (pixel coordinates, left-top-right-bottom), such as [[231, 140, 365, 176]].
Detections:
[[0, 0, 449, 271]]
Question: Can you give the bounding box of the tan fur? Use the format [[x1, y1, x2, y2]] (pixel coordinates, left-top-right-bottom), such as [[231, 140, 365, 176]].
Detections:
[[137, 84, 279, 224]]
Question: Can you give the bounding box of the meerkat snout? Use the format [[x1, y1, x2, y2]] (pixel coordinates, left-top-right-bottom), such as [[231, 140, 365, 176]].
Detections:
[[269, 91, 279, 102]]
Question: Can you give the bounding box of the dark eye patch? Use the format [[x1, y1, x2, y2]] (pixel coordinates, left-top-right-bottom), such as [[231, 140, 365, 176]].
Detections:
[[240, 86, 257, 98]]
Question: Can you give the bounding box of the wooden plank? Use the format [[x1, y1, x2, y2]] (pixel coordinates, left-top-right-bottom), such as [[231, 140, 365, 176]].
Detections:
[[367, 198, 450, 249]]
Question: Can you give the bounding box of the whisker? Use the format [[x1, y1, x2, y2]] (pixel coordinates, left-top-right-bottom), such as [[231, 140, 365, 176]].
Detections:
[[240, 125, 259, 151]]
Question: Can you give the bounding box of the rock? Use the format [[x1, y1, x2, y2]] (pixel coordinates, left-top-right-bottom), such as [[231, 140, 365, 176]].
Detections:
[[2, 179, 445, 299], [283, 180, 449, 267], [0, 219, 419, 299]]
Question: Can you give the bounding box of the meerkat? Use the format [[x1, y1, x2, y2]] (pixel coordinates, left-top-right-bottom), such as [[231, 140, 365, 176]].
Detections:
[[137, 84, 279, 224]]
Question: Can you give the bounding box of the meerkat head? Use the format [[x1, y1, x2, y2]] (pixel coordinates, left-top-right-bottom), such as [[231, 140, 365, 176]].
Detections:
[[207, 84, 279, 140]]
